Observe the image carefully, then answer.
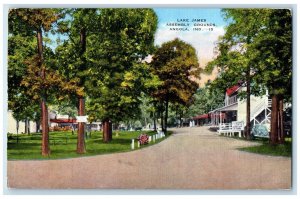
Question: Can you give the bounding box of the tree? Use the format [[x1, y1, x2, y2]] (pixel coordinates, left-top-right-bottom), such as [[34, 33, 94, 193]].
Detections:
[[50, 101, 77, 120], [151, 38, 200, 134], [55, 8, 99, 153], [251, 9, 292, 144], [86, 8, 159, 142], [206, 9, 271, 139], [9, 9, 83, 156], [9, 9, 61, 156], [206, 9, 292, 144], [186, 86, 225, 118], [132, 95, 159, 130], [8, 33, 40, 135]]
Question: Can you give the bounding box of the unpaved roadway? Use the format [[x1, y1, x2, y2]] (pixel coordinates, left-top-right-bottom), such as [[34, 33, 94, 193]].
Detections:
[[7, 127, 291, 189]]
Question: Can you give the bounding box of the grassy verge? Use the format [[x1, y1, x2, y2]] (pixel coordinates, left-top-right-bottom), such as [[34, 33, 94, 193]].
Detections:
[[238, 138, 292, 157], [7, 130, 172, 160]]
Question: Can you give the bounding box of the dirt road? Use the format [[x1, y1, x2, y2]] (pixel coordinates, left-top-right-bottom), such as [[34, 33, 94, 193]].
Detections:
[[7, 127, 291, 189]]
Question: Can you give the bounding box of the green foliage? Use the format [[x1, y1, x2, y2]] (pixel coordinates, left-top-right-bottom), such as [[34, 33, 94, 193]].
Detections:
[[49, 101, 78, 119], [55, 8, 99, 80], [8, 8, 85, 125], [206, 9, 292, 100], [151, 38, 200, 105], [21, 55, 84, 101], [8, 9, 61, 123], [9, 8, 61, 34], [186, 86, 225, 117], [8, 34, 38, 121], [250, 9, 292, 99], [86, 9, 159, 123]]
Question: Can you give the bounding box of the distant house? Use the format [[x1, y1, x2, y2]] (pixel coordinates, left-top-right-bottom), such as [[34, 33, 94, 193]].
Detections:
[[7, 110, 102, 134], [192, 84, 272, 131], [7, 110, 37, 134]]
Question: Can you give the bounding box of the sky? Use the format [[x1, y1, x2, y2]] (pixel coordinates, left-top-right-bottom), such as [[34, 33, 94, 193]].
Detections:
[[153, 8, 227, 66], [47, 8, 228, 86], [49, 8, 227, 66]]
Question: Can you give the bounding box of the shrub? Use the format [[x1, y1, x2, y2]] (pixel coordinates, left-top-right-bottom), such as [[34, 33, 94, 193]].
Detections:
[[137, 134, 149, 145]]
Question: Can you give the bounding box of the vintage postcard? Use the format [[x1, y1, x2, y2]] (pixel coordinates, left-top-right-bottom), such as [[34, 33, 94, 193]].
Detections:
[[5, 6, 293, 191]]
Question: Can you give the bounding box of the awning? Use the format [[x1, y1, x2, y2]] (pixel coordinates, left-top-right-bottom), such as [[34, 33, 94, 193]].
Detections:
[[193, 114, 209, 120], [50, 119, 77, 123]]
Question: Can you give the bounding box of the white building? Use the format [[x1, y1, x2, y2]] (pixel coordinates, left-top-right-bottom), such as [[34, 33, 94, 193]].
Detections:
[[209, 85, 271, 131], [192, 84, 272, 135], [7, 110, 37, 134]]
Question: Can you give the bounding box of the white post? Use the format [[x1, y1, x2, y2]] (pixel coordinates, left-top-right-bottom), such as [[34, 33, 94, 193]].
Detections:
[[131, 139, 135, 150], [153, 135, 156, 142], [137, 141, 140, 148], [149, 136, 152, 142], [215, 113, 217, 125]]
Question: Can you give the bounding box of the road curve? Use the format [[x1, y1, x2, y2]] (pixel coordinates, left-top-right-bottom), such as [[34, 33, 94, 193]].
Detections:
[[7, 127, 291, 189]]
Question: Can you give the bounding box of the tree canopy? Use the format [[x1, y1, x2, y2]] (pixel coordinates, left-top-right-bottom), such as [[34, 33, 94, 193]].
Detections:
[[151, 38, 200, 105], [86, 9, 159, 124], [205, 8, 292, 144]]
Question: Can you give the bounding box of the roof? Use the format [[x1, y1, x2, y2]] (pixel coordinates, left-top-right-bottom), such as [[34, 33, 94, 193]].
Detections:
[[50, 119, 77, 123], [214, 103, 238, 112], [193, 114, 209, 120], [226, 85, 240, 96]]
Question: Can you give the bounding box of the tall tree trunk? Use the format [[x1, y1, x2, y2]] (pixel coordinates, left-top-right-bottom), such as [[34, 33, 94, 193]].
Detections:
[[37, 27, 50, 156], [27, 119, 30, 135], [76, 27, 87, 154], [175, 107, 178, 127], [77, 97, 86, 154], [270, 95, 279, 145], [160, 109, 164, 131], [153, 110, 157, 131], [16, 120, 19, 144], [103, 119, 112, 142], [245, 69, 251, 139], [103, 120, 107, 142], [41, 99, 50, 156], [25, 119, 28, 135], [179, 111, 183, 127], [164, 96, 169, 135], [35, 120, 40, 133], [278, 96, 285, 144]]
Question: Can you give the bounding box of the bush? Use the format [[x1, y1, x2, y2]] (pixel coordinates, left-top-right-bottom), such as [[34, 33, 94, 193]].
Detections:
[[137, 134, 149, 145]]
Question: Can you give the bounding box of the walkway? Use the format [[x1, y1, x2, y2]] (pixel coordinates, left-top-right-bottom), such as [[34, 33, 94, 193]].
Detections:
[[7, 127, 291, 189]]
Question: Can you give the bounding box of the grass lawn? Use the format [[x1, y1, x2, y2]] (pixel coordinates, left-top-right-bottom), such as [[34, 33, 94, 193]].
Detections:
[[238, 138, 292, 157], [7, 130, 172, 160]]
